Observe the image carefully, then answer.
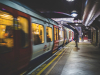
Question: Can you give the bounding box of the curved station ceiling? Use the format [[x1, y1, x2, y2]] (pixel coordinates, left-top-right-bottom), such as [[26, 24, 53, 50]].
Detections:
[[15, 0, 100, 29]]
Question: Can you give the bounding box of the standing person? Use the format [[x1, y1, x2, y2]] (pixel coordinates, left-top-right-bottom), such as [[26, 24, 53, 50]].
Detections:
[[74, 33, 78, 47]]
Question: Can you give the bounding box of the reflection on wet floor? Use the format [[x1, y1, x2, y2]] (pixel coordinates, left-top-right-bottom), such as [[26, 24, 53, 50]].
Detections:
[[61, 41, 100, 75], [73, 47, 80, 52], [27, 41, 100, 75]]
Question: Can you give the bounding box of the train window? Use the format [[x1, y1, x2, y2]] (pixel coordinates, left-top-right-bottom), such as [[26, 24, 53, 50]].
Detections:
[[57, 28, 59, 40], [46, 27, 52, 42], [32, 23, 44, 45], [65, 31, 67, 39], [17, 16, 29, 48], [59, 30, 60, 40], [69, 31, 71, 39], [62, 31, 64, 39], [54, 28, 58, 41], [59, 30, 64, 40], [0, 10, 14, 53], [54, 28, 56, 41]]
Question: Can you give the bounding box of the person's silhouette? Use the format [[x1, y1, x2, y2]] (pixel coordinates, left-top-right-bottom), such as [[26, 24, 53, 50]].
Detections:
[[74, 33, 78, 47]]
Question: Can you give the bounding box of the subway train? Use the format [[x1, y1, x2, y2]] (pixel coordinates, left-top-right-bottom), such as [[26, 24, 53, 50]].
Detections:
[[0, 1, 74, 75]]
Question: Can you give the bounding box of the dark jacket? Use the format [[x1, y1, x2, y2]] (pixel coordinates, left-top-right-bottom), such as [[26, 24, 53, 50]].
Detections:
[[74, 33, 78, 41]]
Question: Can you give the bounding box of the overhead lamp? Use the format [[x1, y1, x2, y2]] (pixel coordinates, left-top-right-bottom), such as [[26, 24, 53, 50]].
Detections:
[[71, 13, 78, 17], [66, 0, 74, 2], [71, 10, 78, 17], [75, 23, 78, 25]]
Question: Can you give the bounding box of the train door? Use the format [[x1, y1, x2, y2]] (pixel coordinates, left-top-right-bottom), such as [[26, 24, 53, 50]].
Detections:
[[15, 11, 32, 70], [91, 32, 93, 42], [59, 26, 64, 47], [0, 4, 27, 74], [96, 29, 98, 45], [72, 31, 74, 40], [67, 29, 69, 42], [64, 29, 67, 45], [65, 27, 69, 43], [70, 30, 73, 41], [69, 30, 71, 42], [46, 26, 53, 52], [52, 25, 59, 53]]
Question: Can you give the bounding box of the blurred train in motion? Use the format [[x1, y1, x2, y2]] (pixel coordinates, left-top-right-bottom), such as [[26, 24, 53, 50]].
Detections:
[[0, 0, 74, 75]]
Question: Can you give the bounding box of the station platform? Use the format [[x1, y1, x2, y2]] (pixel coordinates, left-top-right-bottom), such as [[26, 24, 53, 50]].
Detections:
[[22, 41, 100, 75]]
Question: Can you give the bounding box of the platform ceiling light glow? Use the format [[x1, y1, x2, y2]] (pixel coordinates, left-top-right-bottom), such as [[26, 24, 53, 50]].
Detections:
[[66, 0, 74, 2], [71, 13, 78, 17], [75, 23, 78, 25]]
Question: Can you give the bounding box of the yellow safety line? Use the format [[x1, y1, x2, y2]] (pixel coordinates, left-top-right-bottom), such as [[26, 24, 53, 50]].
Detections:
[[20, 71, 27, 75], [45, 48, 66, 75], [36, 49, 65, 75]]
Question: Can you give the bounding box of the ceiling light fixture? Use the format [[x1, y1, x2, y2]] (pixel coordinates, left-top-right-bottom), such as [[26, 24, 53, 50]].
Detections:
[[75, 23, 78, 25], [71, 10, 78, 17], [71, 13, 78, 17]]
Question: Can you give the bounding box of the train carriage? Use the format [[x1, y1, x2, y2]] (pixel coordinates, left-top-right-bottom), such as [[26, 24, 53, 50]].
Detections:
[[0, 1, 59, 74], [0, 0, 74, 75]]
